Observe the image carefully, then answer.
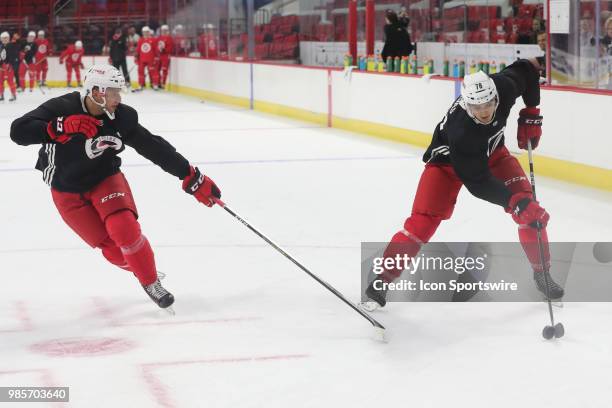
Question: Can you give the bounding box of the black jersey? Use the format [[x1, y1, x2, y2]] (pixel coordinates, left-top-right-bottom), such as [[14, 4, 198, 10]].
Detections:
[[422, 59, 540, 208], [10, 91, 190, 193], [22, 40, 37, 64], [0, 42, 19, 65]]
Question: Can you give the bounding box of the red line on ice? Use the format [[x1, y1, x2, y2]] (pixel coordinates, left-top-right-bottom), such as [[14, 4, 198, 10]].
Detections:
[[140, 354, 309, 408]]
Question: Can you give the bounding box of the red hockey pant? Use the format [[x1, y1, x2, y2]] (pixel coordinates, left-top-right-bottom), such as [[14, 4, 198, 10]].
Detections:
[[158, 56, 170, 86], [37, 59, 48, 82], [19, 62, 36, 90], [0, 63, 17, 95], [381, 146, 550, 282], [66, 62, 81, 85], [138, 60, 159, 87], [51, 172, 158, 286]]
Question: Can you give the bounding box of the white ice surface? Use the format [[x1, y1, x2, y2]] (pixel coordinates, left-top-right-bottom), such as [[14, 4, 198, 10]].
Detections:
[[1, 89, 612, 408]]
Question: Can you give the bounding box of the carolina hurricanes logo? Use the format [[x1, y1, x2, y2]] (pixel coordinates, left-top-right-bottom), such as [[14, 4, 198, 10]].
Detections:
[[71, 53, 79, 61], [0, 49, 5, 60], [487, 127, 505, 157], [141, 42, 151, 53], [208, 39, 216, 49], [39, 44, 47, 53], [85, 136, 123, 159]]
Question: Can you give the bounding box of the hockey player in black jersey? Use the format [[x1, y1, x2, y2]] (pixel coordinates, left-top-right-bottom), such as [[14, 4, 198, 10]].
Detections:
[[10, 64, 221, 310], [362, 58, 563, 310], [0, 31, 18, 101]]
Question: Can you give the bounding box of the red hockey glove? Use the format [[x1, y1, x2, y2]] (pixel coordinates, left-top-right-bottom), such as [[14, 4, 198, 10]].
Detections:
[[182, 166, 221, 207], [506, 192, 549, 228], [517, 107, 542, 150], [47, 115, 101, 144], [80, 62, 85, 69], [59, 59, 64, 65]]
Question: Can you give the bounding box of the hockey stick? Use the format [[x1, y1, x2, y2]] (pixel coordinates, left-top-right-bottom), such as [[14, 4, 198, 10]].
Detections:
[[212, 197, 387, 335], [527, 140, 564, 339]]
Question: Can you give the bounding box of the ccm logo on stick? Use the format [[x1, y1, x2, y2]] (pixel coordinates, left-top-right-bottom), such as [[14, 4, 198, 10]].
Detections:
[[101, 192, 126, 203]]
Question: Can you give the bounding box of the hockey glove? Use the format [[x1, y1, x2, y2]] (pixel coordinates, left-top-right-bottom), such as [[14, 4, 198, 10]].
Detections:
[[506, 192, 549, 228], [47, 114, 101, 144], [517, 107, 542, 149], [182, 166, 221, 207]]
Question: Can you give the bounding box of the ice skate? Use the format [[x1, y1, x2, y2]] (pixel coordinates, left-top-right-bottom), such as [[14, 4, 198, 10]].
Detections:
[[143, 278, 175, 312], [8, 94, 16, 102], [534, 270, 564, 300], [359, 276, 388, 312]]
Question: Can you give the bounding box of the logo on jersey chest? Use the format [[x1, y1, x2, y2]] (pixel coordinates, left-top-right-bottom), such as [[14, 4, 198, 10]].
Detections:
[[0, 49, 6, 60], [85, 135, 123, 159], [141, 42, 152, 53], [487, 126, 505, 156], [71, 53, 80, 61], [39, 44, 47, 53]]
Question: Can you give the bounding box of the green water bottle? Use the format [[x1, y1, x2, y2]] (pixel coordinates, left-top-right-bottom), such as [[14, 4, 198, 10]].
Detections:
[[400, 56, 408, 74]]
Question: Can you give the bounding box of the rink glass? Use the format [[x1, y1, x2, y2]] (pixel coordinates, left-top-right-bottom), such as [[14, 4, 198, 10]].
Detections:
[[6, 0, 608, 90]]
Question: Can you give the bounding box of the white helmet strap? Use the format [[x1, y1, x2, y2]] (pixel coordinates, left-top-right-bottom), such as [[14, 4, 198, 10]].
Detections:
[[86, 90, 114, 120]]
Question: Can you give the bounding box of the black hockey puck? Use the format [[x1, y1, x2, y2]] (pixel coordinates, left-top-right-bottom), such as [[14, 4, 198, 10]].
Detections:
[[542, 325, 555, 340], [554, 322, 565, 338]]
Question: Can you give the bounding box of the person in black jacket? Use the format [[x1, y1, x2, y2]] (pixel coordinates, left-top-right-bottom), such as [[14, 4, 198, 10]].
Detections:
[[0, 31, 18, 101], [109, 28, 130, 86], [10, 65, 222, 311], [381, 9, 413, 64], [20, 31, 38, 92], [361, 59, 564, 310]]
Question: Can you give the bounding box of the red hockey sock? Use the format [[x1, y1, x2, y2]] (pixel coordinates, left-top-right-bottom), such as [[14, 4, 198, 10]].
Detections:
[[519, 225, 551, 272], [105, 210, 157, 285], [380, 213, 442, 282]]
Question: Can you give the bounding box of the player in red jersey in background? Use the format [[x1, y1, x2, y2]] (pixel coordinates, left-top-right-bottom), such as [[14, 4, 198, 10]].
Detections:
[[59, 40, 85, 87], [156, 25, 173, 89], [35, 30, 51, 86], [134, 26, 160, 91]]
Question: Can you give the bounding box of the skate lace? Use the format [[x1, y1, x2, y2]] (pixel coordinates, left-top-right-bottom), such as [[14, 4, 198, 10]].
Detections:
[[145, 280, 169, 300], [536, 272, 561, 290]]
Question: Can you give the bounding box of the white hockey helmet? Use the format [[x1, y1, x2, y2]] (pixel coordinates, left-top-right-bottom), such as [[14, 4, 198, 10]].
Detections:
[[460, 71, 499, 124], [142, 26, 151, 34], [161, 24, 169, 33], [28, 31, 36, 40], [75, 40, 83, 49], [82, 64, 126, 119], [0, 32, 9, 42], [38, 30, 45, 37]]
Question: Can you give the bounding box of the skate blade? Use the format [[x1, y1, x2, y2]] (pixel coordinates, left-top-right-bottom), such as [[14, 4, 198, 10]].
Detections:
[[163, 306, 176, 316], [359, 301, 381, 312]]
